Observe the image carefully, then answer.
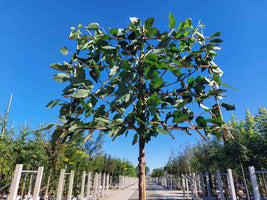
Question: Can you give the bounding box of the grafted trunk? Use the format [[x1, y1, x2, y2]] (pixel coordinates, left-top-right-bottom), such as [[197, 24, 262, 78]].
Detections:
[[138, 135, 146, 200]]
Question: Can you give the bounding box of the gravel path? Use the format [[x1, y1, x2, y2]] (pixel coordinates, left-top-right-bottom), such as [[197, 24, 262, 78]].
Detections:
[[104, 183, 138, 200], [129, 181, 185, 200]]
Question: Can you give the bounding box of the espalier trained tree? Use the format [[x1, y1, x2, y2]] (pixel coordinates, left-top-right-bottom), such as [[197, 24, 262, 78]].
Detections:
[[46, 14, 235, 200]]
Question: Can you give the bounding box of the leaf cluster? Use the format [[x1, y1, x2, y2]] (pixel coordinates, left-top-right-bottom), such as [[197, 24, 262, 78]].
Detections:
[[47, 14, 235, 145]]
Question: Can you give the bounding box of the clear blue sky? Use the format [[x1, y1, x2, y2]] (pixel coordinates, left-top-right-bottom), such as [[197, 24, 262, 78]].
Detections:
[[1, 0, 266, 171]]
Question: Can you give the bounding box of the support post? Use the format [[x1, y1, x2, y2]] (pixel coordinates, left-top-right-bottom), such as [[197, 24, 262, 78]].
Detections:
[[32, 167, 44, 200], [182, 176, 185, 197], [186, 176, 190, 198], [102, 173, 106, 197], [227, 169, 237, 200], [106, 174, 109, 196], [67, 170, 75, 200], [216, 170, 225, 200], [80, 171, 86, 200], [109, 176, 112, 187], [248, 166, 261, 200], [93, 173, 98, 200], [26, 174, 34, 200], [97, 173, 101, 198], [170, 176, 172, 190], [205, 172, 212, 200], [8, 164, 23, 200], [56, 169, 65, 200], [200, 172, 206, 200], [86, 172, 91, 199], [192, 173, 198, 200]]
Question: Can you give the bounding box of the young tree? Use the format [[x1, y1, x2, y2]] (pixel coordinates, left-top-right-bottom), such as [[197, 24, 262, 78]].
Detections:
[[47, 14, 234, 199]]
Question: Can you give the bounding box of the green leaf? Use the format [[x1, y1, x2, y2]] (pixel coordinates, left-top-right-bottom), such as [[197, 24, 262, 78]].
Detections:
[[95, 117, 110, 124], [46, 99, 60, 108], [147, 94, 161, 107], [76, 66, 86, 79], [221, 82, 236, 90], [144, 17, 155, 29], [80, 99, 89, 109], [69, 77, 93, 88], [172, 110, 188, 123], [196, 116, 207, 127], [153, 48, 165, 56], [187, 77, 196, 87], [78, 24, 82, 29], [168, 13, 175, 29], [50, 63, 69, 72], [211, 31, 221, 38], [178, 22, 186, 32], [157, 37, 171, 48], [102, 46, 116, 50], [89, 66, 100, 82], [109, 65, 119, 76], [200, 103, 210, 111], [208, 89, 226, 96], [113, 118, 124, 125], [221, 103, 236, 111], [209, 38, 223, 43], [71, 89, 90, 98], [60, 46, 68, 55], [94, 105, 106, 117], [147, 28, 158, 37], [52, 73, 69, 83], [51, 129, 63, 147], [156, 127, 167, 135], [39, 123, 55, 131], [132, 134, 138, 145], [185, 18, 192, 28], [129, 17, 141, 26], [195, 32, 204, 40], [145, 53, 158, 62], [206, 118, 224, 125], [85, 23, 99, 30], [151, 77, 163, 88], [109, 28, 118, 36]]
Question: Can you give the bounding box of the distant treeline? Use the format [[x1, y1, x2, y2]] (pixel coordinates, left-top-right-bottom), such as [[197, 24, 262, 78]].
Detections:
[[0, 113, 137, 191], [152, 107, 267, 177]]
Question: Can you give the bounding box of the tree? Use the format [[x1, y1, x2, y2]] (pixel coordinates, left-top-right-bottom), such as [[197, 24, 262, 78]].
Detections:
[[151, 168, 164, 177], [145, 166, 150, 175], [47, 14, 234, 199]]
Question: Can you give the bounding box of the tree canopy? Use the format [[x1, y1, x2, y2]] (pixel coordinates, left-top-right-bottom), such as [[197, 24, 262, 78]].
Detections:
[[47, 14, 235, 199]]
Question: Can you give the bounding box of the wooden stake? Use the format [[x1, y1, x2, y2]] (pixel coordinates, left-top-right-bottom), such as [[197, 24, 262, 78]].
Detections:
[[248, 166, 261, 200], [86, 172, 91, 199], [67, 170, 75, 200], [80, 171, 86, 200], [227, 169, 237, 200], [8, 164, 23, 200], [216, 170, 225, 200], [32, 167, 44, 200], [56, 169, 65, 200]]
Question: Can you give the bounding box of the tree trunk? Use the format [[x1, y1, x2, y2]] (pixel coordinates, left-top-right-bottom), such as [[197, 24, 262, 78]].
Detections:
[[44, 169, 52, 200], [239, 157, 250, 200], [138, 135, 146, 200], [20, 173, 28, 200]]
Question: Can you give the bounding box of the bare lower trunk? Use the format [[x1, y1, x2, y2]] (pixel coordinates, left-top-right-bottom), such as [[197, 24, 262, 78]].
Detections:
[[138, 135, 146, 200]]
